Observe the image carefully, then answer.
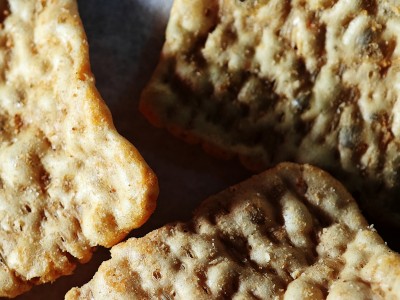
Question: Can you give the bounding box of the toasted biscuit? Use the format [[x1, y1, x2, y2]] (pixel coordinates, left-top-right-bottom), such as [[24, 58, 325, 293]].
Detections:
[[140, 0, 400, 225], [0, 0, 158, 297], [66, 163, 400, 299]]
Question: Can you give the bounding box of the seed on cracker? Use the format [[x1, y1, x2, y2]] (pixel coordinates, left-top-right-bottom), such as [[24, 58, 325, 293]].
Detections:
[[140, 0, 400, 226], [0, 0, 158, 297], [66, 163, 400, 299]]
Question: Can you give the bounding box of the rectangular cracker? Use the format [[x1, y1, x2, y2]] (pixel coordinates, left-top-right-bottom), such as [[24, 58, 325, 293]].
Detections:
[[140, 0, 400, 227], [66, 163, 400, 299], [0, 0, 158, 297]]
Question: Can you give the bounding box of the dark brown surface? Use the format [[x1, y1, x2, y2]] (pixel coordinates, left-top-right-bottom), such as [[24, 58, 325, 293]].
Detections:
[[12, 0, 398, 299]]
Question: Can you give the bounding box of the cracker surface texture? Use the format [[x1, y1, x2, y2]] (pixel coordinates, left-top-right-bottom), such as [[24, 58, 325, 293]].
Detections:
[[66, 163, 400, 299], [140, 0, 400, 224], [0, 0, 158, 297]]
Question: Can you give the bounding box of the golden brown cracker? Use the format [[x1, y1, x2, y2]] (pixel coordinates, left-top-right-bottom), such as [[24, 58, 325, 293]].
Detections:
[[140, 0, 400, 226], [67, 163, 400, 299], [0, 0, 158, 297]]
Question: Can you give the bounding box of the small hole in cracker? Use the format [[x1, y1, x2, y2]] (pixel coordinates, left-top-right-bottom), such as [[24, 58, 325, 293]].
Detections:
[[152, 270, 162, 280]]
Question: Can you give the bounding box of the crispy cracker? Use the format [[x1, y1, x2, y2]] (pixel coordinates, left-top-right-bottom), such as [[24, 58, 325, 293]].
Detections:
[[66, 163, 400, 299], [0, 0, 158, 297], [140, 0, 400, 225]]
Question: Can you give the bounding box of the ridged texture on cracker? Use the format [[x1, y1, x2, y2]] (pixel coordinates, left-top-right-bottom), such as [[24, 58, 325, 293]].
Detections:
[[140, 0, 400, 224], [66, 163, 400, 299], [0, 0, 158, 297]]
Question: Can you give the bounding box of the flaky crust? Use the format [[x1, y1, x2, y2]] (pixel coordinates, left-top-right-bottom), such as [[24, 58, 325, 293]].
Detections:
[[140, 0, 400, 226], [0, 0, 158, 297], [66, 163, 400, 299]]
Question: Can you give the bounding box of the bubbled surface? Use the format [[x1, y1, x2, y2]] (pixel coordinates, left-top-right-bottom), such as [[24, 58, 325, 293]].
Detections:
[[141, 0, 400, 226], [0, 0, 158, 297], [67, 163, 400, 299]]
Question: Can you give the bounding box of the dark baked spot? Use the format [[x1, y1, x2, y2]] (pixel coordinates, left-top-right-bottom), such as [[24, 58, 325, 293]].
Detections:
[[0, 0, 9, 25]]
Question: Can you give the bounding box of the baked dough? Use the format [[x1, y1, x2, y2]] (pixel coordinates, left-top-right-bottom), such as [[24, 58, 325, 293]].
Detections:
[[67, 163, 400, 299], [0, 0, 158, 297], [141, 0, 400, 226]]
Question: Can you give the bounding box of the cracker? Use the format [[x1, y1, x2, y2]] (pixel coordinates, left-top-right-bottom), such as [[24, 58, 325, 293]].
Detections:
[[0, 0, 158, 297], [140, 0, 400, 225], [66, 163, 400, 299]]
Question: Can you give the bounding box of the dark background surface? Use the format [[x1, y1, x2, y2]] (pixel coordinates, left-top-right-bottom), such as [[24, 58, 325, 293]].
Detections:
[[16, 1, 251, 299], [14, 0, 398, 299]]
